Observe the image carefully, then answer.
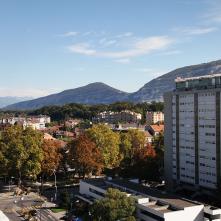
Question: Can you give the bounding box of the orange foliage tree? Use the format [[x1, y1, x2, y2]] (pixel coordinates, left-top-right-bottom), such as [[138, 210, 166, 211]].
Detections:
[[67, 134, 104, 178], [41, 139, 63, 176]]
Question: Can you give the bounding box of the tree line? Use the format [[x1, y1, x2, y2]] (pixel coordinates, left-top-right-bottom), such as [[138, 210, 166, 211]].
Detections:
[[0, 124, 164, 184], [0, 101, 164, 122]]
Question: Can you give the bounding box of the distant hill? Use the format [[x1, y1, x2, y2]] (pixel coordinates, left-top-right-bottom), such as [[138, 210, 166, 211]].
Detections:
[[129, 59, 221, 102], [0, 96, 32, 108], [5, 83, 129, 110], [4, 59, 221, 110]]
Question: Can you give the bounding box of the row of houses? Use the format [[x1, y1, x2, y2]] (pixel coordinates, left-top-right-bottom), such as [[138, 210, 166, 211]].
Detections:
[[107, 123, 164, 144], [0, 115, 51, 130], [92, 110, 142, 124], [93, 110, 164, 125]]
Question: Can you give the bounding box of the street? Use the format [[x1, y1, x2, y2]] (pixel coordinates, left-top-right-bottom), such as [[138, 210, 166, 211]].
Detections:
[[0, 192, 61, 221]]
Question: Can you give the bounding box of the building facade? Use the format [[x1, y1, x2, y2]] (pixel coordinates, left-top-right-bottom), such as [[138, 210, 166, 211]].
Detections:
[[146, 111, 164, 125], [78, 178, 221, 221], [0, 115, 51, 130], [93, 110, 142, 124], [164, 74, 221, 191]]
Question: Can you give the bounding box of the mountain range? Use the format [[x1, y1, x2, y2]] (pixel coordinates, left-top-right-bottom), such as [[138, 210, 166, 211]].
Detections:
[[0, 97, 32, 108], [4, 59, 221, 110]]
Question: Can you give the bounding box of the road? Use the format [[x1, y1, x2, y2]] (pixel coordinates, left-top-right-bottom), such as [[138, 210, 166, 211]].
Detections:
[[37, 209, 61, 221], [0, 193, 60, 221]]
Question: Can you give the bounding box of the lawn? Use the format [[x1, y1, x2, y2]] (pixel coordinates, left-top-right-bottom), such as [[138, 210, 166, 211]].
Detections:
[[50, 207, 66, 213]]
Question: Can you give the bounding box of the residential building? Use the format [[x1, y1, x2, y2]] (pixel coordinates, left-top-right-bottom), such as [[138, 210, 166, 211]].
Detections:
[[78, 178, 221, 221], [92, 110, 142, 124], [146, 124, 164, 136], [0, 115, 51, 130], [164, 73, 221, 192], [146, 111, 164, 125], [65, 119, 81, 128], [144, 131, 154, 144], [107, 123, 153, 144]]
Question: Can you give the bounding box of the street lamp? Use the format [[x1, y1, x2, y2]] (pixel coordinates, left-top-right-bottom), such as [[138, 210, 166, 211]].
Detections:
[[52, 170, 57, 201]]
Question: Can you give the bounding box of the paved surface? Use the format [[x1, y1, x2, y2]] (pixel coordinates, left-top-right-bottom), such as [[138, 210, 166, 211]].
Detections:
[[0, 192, 61, 221]]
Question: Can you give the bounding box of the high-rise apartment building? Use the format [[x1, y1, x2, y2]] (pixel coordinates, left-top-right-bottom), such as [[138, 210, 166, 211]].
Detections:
[[164, 74, 221, 192]]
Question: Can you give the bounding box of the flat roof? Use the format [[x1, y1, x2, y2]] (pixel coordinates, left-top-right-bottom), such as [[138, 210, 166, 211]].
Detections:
[[81, 178, 109, 190], [82, 178, 200, 209], [108, 179, 199, 208]]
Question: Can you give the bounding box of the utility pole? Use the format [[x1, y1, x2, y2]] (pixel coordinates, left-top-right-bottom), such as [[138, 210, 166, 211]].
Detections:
[[53, 170, 57, 201]]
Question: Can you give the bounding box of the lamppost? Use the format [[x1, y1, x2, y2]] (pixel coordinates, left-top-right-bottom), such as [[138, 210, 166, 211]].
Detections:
[[52, 170, 57, 201]]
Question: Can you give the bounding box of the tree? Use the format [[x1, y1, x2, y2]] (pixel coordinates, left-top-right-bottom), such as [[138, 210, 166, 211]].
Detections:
[[119, 129, 146, 168], [41, 139, 62, 175], [86, 124, 121, 169], [90, 188, 136, 221], [67, 134, 104, 178], [153, 133, 164, 176], [0, 125, 44, 182], [153, 133, 164, 158], [133, 144, 159, 181]]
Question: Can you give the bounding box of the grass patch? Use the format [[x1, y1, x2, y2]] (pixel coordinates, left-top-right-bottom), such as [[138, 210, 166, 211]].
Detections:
[[50, 207, 66, 213]]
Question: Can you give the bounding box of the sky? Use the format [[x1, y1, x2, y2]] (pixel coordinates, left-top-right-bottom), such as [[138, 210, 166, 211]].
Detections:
[[0, 0, 221, 97]]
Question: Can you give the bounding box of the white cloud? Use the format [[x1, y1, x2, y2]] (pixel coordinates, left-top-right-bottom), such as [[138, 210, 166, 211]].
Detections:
[[159, 50, 182, 56], [61, 31, 78, 37], [181, 26, 218, 35], [203, 1, 221, 23], [68, 36, 173, 59], [68, 43, 96, 55], [99, 38, 117, 47], [116, 32, 133, 38], [115, 58, 130, 64]]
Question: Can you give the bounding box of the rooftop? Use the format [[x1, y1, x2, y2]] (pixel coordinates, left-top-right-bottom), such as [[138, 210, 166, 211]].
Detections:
[[149, 124, 164, 133], [175, 73, 221, 91], [175, 73, 221, 82], [82, 178, 199, 209]]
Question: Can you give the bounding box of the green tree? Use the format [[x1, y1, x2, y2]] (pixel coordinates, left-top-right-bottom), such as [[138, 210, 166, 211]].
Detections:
[[90, 188, 136, 221], [153, 133, 164, 157], [86, 124, 121, 169], [120, 129, 146, 167], [0, 125, 44, 182]]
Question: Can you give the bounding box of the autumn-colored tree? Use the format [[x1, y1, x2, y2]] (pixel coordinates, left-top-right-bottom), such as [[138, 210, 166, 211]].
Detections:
[[134, 143, 156, 161], [133, 144, 159, 181], [67, 134, 104, 178], [41, 139, 62, 175], [86, 124, 121, 169]]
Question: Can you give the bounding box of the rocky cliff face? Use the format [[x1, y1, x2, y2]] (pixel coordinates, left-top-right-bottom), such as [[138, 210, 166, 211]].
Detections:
[[129, 60, 221, 102]]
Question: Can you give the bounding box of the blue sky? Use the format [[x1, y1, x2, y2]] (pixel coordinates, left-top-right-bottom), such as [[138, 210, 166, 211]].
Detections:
[[0, 0, 221, 97]]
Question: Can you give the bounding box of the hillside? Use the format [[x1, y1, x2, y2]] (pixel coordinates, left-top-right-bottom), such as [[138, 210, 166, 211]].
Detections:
[[5, 82, 129, 110], [130, 60, 221, 102], [4, 59, 221, 110]]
